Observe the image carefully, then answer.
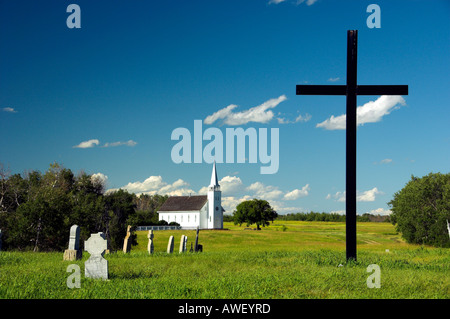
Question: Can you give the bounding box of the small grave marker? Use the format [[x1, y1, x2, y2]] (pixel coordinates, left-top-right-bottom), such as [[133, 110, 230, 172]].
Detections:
[[147, 230, 154, 254], [84, 232, 108, 280], [63, 225, 82, 261]]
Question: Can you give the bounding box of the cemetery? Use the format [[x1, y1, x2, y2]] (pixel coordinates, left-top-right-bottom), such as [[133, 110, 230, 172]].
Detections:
[[0, 220, 449, 299]]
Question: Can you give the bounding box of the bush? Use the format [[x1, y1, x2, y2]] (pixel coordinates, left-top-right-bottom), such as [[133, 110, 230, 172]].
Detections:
[[389, 172, 450, 247]]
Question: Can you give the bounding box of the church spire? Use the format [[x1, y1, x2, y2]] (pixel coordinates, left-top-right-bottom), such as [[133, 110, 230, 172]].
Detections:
[[210, 161, 219, 187]]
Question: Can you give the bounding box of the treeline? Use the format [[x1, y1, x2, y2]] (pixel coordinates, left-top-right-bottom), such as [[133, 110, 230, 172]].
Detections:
[[223, 212, 390, 223], [0, 163, 169, 252], [276, 212, 390, 222]]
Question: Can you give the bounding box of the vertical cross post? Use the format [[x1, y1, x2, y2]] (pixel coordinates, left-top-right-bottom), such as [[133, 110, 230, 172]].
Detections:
[[346, 30, 357, 261]]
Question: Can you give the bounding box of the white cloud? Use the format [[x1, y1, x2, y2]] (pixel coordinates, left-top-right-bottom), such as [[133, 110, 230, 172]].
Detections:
[[283, 184, 310, 200], [74, 139, 137, 149], [277, 113, 311, 124], [109, 176, 195, 197], [73, 139, 100, 149], [268, 0, 286, 4], [91, 173, 108, 187], [366, 208, 392, 216], [316, 95, 406, 130], [296, 0, 319, 5], [295, 113, 312, 122], [199, 175, 244, 196], [221, 195, 252, 214], [327, 77, 340, 82], [326, 187, 382, 202], [103, 140, 137, 148], [204, 104, 238, 125], [246, 182, 284, 200], [357, 187, 382, 202], [204, 95, 287, 126], [327, 191, 346, 202], [380, 158, 392, 164], [2, 107, 17, 113]]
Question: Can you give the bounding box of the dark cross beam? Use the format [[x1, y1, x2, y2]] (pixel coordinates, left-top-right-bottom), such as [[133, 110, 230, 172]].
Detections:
[[296, 30, 408, 261]]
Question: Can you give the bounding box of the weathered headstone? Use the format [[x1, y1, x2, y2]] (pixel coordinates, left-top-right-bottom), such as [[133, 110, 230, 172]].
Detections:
[[63, 225, 82, 261], [167, 235, 174, 254], [179, 235, 188, 253], [122, 225, 132, 253], [147, 230, 154, 254], [194, 227, 202, 252], [179, 235, 185, 253], [84, 232, 108, 280], [447, 220, 450, 239]]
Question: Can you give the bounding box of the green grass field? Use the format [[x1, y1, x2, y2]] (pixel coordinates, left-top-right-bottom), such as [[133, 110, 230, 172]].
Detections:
[[0, 221, 449, 299]]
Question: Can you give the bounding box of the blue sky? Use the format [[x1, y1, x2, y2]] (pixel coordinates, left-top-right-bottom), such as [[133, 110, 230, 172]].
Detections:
[[1, 0, 449, 216]]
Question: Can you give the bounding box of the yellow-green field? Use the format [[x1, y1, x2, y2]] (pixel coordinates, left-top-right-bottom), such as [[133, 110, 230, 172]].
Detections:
[[0, 221, 449, 299], [134, 221, 408, 254]]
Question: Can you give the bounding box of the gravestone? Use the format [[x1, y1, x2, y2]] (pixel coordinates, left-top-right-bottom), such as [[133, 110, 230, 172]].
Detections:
[[167, 235, 174, 254], [194, 227, 202, 252], [447, 220, 450, 239], [179, 235, 185, 253], [122, 225, 132, 253], [147, 230, 154, 254], [179, 235, 188, 253], [63, 225, 82, 261], [84, 232, 108, 280]]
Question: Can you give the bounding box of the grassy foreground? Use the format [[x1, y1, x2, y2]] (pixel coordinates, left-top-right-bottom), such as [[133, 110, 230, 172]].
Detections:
[[0, 221, 449, 299]]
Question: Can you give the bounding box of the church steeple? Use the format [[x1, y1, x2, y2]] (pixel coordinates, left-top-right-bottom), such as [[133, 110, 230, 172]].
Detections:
[[207, 161, 222, 229], [209, 161, 219, 188]]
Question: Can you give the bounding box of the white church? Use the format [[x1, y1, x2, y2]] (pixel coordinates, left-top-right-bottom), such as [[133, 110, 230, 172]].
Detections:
[[157, 162, 224, 229]]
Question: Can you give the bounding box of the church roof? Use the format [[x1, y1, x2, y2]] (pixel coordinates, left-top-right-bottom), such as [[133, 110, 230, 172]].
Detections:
[[158, 195, 208, 212]]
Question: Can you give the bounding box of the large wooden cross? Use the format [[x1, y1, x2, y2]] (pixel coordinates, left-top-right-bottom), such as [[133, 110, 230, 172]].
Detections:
[[296, 30, 408, 261]]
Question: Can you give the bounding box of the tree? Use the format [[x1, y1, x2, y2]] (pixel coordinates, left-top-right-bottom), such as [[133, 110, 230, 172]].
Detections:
[[133, 193, 168, 225], [6, 163, 73, 251], [103, 189, 137, 251], [233, 199, 277, 230], [389, 172, 450, 247]]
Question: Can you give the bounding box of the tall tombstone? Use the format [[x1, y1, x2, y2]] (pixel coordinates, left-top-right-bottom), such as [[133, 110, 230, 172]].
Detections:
[[167, 235, 174, 254], [194, 227, 202, 252], [147, 230, 154, 254], [63, 225, 82, 261], [183, 235, 188, 252], [84, 232, 108, 280], [179, 235, 187, 253], [122, 225, 132, 253], [194, 227, 199, 251], [447, 220, 450, 239]]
